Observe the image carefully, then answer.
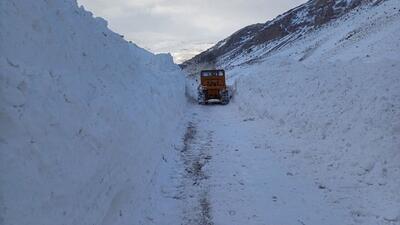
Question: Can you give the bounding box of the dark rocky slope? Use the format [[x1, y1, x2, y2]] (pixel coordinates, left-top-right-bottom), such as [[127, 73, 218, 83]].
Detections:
[[182, 0, 384, 72]]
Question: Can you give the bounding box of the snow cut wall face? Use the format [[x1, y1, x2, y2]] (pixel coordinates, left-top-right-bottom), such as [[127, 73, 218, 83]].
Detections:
[[230, 1, 400, 224], [0, 1, 185, 225]]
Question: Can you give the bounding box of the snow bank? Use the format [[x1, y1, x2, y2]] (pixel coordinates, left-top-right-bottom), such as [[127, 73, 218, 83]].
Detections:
[[0, 1, 185, 225], [230, 1, 400, 224]]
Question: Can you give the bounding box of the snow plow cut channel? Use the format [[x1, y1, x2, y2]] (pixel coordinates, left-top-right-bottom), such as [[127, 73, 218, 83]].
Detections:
[[197, 69, 230, 105]]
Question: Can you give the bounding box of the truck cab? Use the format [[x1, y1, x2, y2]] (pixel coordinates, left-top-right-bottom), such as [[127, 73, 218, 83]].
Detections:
[[198, 69, 229, 105]]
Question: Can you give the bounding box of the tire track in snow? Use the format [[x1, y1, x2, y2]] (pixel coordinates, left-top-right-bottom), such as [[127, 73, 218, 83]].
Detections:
[[179, 121, 214, 225]]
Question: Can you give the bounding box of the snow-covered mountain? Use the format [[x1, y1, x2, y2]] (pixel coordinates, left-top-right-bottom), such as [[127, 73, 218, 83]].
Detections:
[[0, 1, 185, 225], [184, 0, 400, 224], [182, 0, 387, 72]]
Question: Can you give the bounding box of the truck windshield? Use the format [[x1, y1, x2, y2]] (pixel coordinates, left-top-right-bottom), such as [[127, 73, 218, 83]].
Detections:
[[201, 70, 224, 77]]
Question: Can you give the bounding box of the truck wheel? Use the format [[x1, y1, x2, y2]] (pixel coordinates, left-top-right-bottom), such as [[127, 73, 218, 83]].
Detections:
[[220, 90, 229, 105], [198, 90, 206, 105]]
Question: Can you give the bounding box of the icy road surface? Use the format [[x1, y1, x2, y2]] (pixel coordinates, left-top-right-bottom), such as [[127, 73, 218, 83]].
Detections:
[[177, 104, 352, 225]]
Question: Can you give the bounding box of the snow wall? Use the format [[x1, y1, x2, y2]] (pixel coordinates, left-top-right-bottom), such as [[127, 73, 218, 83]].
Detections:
[[0, 0, 185, 224], [230, 1, 400, 222]]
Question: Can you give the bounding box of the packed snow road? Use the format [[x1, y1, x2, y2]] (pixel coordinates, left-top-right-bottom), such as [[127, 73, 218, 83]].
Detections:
[[176, 103, 352, 225]]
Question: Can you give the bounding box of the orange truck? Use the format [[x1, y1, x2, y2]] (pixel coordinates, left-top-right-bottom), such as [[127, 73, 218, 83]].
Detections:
[[197, 69, 230, 105]]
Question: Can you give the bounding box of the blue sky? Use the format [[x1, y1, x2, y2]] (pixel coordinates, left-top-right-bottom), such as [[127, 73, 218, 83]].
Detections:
[[78, 0, 306, 63]]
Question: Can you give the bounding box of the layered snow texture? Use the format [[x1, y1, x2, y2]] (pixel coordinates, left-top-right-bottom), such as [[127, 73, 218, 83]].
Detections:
[[229, 1, 400, 224], [185, 0, 399, 224], [0, 1, 185, 225]]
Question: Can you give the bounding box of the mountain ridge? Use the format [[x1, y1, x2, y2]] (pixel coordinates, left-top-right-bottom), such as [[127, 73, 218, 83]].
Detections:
[[181, 0, 385, 73]]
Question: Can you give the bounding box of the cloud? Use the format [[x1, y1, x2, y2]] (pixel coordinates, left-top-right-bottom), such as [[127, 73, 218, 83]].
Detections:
[[77, 0, 306, 62]]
